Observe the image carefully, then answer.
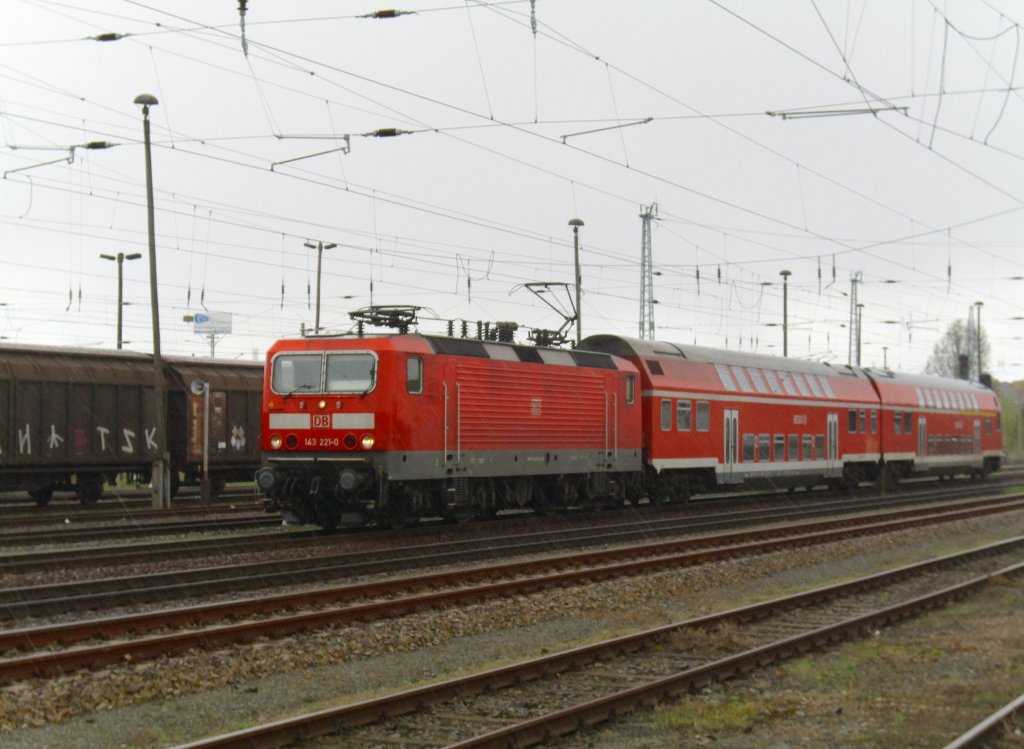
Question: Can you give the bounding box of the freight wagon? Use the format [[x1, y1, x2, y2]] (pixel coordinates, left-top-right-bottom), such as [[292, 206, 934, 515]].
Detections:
[[0, 344, 263, 505]]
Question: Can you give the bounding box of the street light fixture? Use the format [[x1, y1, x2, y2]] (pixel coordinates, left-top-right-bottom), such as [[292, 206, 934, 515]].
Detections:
[[134, 92, 170, 509], [779, 269, 791, 356], [569, 218, 584, 345], [304, 240, 337, 334], [99, 252, 141, 349]]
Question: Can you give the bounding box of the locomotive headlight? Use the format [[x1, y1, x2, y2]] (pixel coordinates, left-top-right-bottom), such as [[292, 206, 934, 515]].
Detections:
[[318, 399, 327, 410], [270, 434, 283, 450], [360, 434, 375, 450]]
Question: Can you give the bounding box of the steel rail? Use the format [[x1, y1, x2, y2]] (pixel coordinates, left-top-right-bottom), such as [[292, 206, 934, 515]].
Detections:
[[941, 692, 1024, 749], [2, 500, 1023, 685], [168, 551, 1024, 748]]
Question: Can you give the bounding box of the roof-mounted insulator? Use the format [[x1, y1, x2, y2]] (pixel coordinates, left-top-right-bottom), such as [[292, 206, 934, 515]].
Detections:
[[365, 128, 412, 138], [359, 9, 417, 19], [238, 0, 249, 57]]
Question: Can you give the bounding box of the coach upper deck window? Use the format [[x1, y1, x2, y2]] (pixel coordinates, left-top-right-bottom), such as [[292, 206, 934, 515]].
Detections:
[[325, 353, 376, 393], [848, 410, 857, 433], [272, 354, 322, 394], [406, 356, 423, 394]]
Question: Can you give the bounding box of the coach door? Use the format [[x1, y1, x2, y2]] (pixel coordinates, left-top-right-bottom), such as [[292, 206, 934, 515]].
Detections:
[[826, 413, 839, 476], [723, 409, 739, 483], [918, 417, 927, 457]]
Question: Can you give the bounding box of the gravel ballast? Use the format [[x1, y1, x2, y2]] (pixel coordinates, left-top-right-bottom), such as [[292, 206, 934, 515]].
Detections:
[[3, 507, 1024, 748]]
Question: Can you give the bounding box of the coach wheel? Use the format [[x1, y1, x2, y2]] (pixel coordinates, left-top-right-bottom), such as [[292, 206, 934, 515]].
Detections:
[[29, 485, 54, 507], [75, 475, 104, 506]]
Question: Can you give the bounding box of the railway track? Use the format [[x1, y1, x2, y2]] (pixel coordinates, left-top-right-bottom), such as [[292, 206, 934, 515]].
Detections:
[[2, 493, 1023, 685], [942, 693, 1024, 749], [165, 536, 1024, 747], [0, 478, 1012, 574], [2, 489, 1020, 623]]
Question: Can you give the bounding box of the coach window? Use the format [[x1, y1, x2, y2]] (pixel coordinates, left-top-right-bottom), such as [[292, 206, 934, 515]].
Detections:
[[904, 412, 913, 434], [915, 387, 925, 408], [848, 409, 857, 433], [661, 399, 672, 431], [859, 409, 867, 433], [749, 368, 768, 393], [625, 375, 636, 404], [759, 434, 770, 461], [793, 374, 810, 397], [406, 356, 423, 394], [788, 434, 799, 461], [696, 401, 711, 432], [774, 434, 786, 461], [715, 364, 737, 391], [806, 375, 823, 398], [779, 372, 797, 396], [985, 416, 993, 435], [764, 370, 783, 394], [815, 434, 825, 458], [742, 434, 755, 461], [952, 435, 959, 454], [677, 400, 692, 431], [802, 435, 813, 460], [732, 366, 753, 392], [870, 410, 878, 434], [894, 412, 902, 435]]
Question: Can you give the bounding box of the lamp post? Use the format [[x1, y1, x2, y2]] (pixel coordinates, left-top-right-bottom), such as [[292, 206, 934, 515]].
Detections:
[[134, 92, 170, 509], [100, 252, 141, 349], [974, 301, 984, 380], [569, 218, 584, 345], [779, 269, 791, 357], [304, 240, 337, 334], [856, 303, 865, 366]]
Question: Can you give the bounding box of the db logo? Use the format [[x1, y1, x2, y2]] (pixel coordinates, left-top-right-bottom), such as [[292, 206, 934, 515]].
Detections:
[[312, 414, 331, 429]]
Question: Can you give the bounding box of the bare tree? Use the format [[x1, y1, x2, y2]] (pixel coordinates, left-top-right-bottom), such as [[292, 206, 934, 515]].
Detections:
[[924, 319, 989, 380]]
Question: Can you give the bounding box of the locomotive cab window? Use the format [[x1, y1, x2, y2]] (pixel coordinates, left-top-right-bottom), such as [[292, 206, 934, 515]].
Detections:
[[406, 356, 423, 394], [326, 353, 376, 393], [272, 354, 322, 394]]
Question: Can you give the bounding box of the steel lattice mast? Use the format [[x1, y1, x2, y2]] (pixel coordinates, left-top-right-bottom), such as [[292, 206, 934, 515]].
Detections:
[[639, 203, 658, 340]]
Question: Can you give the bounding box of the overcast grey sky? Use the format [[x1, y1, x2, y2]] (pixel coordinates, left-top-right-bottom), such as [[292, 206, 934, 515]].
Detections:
[[2, 1, 1023, 379]]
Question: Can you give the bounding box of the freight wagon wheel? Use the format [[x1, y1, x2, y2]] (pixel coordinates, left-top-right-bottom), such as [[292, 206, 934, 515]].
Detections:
[[75, 475, 104, 506], [29, 486, 54, 507]]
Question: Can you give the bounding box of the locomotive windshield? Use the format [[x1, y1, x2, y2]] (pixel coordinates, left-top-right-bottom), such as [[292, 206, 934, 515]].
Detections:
[[325, 353, 375, 393], [270, 352, 377, 394]]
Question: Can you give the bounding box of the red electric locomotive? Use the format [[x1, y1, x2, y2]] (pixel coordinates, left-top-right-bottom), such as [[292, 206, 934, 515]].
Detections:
[[256, 332, 643, 529]]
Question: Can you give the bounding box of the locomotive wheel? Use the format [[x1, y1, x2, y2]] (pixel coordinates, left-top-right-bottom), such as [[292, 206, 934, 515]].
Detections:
[[29, 486, 54, 507]]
